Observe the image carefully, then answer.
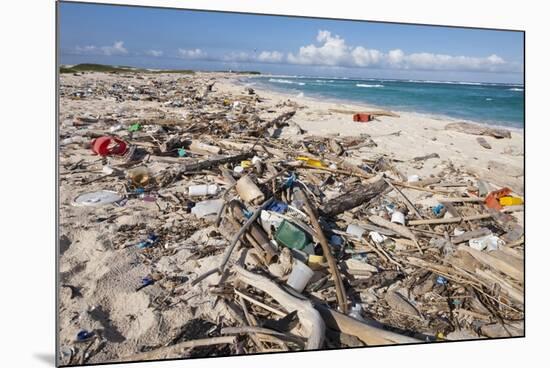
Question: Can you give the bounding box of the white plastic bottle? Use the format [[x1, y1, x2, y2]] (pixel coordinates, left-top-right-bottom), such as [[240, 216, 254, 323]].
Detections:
[[188, 184, 219, 197]]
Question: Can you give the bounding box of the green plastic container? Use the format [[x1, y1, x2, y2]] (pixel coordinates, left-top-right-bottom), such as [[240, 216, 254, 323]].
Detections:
[[275, 220, 310, 250]]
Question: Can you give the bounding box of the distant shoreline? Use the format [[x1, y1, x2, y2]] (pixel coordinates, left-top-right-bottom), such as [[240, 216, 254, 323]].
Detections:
[[236, 75, 524, 132]]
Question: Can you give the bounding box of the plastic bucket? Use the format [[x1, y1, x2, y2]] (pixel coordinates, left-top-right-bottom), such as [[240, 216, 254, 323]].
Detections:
[[286, 260, 314, 293]]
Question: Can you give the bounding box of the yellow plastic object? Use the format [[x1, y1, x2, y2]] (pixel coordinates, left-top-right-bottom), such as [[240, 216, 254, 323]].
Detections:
[[499, 196, 524, 206], [240, 160, 252, 169], [308, 254, 325, 270], [296, 156, 325, 168]]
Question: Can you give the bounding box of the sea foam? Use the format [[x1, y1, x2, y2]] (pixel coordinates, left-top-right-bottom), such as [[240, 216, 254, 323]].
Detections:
[[356, 83, 384, 88], [269, 78, 305, 86]]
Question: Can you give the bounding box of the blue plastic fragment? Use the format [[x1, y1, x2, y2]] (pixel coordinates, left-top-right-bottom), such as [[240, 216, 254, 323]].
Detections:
[[266, 201, 288, 213], [135, 241, 149, 249], [432, 203, 445, 217], [136, 233, 159, 249], [177, 148, 187, 157], [436, 275, 448, 285], [330, 235, 343, 247], [76, 330, 94, 341], [141, 276, 154, 286], [283, 172, 296, 188]]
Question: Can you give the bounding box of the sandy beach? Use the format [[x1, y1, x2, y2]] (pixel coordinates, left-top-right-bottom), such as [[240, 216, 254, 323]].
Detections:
[[217, 76, 524, 194], [58, 71, 524, 364]]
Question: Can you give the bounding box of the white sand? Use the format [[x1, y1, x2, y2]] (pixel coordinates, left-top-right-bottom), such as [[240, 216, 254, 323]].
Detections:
[[58, 71, 524, 364], [216, 74, 524, 194]]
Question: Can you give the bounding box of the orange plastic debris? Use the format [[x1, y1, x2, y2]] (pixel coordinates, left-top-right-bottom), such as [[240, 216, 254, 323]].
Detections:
[[485, 187, 512, 210], [353, 113, 373, 122]]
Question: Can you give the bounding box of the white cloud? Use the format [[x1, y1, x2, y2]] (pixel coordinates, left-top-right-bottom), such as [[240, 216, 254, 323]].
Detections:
[[101, 41, 128, 56], [222, 51, 251, 62], [178, 48, 207, 59], [146, 50, 163, 57], [351, 46, 382, 67], [257, 51, 284, 63], [388, 49, 405, 66], [286, 30, 519, 73], [288, 31, 348, 66], [167, 31, 519, 74], [74, 41, 128, 56], [222, 50, 283, 63]]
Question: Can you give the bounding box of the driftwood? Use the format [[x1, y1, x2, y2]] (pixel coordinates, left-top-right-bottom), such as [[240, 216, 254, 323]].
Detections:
[[434, 197, 484, 203], [445, 122, 511, 139], [234, 289, 286, 317], [321, 178, 388, 216], [296, 187, 348, 313], [180, 152, 253, 173], [221, 326, 305, 348], [475, 268, 523, 304], [457, 245, 523, 281], [271, 110, 296, 126], [329, 139, 344, 155], [234, 265, 325, 350], [112, 336, 236, 362], [477, 137, 492, 149], [412, 153, 440, 161], [231, 202, 278, 264], [191, 198, 275, 285], [189, 141, 222, 154], [408, 213, 492, 226], [314, 305, 421, 345], [409, 177, 441, 187], [328, 108, 400, 118], [408, 206, 520, 226], [218, 139, 287, 159], [385, 291, 422, 318], [368, 215, 422, 254], [384, 178, 423, 219], [451, 228, 492, 244]]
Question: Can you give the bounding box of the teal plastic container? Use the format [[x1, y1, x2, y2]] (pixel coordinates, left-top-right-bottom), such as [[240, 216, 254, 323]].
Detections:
[[275, 220, 310, 250]]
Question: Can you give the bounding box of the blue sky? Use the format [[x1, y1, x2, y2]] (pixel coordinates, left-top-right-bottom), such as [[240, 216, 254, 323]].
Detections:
[[59, 2, 524, 83]]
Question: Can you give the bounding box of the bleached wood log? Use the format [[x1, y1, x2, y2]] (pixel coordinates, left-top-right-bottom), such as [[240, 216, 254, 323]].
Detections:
[[234, 265, 325, 350]]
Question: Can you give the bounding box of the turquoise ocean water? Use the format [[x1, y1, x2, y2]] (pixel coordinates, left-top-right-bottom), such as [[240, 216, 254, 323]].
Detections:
[[249, 76, 524, 128]]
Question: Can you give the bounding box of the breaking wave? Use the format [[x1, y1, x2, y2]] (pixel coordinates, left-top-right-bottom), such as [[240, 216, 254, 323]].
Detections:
[[356, 83, 384, 88], [269, 78, 305, 86]]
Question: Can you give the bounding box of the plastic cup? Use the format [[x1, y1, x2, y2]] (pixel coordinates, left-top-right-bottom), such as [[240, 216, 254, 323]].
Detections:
[[391, 211, 405, 225], [346, 224, 366, 238], [286, 260, 314, 293]]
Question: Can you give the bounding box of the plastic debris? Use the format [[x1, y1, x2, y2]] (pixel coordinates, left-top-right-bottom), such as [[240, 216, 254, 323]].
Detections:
[[275, 220, 311, 250], [191, 199, 224, 219], [73, 190, 123, 206], [468, 234, 504, 251]]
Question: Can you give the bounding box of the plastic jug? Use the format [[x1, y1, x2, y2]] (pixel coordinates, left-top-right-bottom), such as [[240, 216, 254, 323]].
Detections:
[[275, 220, 310, 250]]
